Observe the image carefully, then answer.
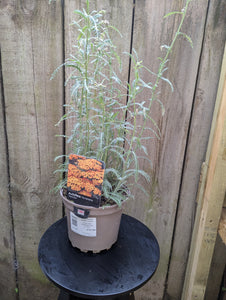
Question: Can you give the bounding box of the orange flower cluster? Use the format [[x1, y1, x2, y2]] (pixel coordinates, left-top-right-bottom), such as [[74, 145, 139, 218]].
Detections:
[[67, 154, 105, 198]]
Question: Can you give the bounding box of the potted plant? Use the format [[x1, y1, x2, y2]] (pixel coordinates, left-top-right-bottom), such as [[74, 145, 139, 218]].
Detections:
[[51, 0, 192, 252]]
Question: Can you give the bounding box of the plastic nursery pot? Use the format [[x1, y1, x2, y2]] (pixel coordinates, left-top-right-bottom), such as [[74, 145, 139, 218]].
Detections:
[[60, 189, 123, 253]]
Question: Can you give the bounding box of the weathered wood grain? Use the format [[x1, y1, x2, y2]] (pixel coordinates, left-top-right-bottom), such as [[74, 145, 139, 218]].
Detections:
[[205, 233, 226, 300], [0, 51, 16, 299], [127, 0, 210, 299], [182, 43, 226, 300], [167, 1, 226, 298], [0, 0, 63, 298]]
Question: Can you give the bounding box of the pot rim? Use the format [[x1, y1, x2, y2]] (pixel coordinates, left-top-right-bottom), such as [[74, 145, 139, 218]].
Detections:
[[60, 188, 122, 211]]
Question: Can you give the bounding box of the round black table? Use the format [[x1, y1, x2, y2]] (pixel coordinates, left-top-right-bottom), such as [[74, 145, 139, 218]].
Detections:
[[38, 215, 160, 300]]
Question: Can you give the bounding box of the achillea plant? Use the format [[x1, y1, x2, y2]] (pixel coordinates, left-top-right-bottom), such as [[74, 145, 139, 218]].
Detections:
[[52, 0, 192, 206]]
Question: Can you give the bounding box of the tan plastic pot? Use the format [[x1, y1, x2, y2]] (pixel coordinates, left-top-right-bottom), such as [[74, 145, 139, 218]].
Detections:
[[60, 190, 123, 253]]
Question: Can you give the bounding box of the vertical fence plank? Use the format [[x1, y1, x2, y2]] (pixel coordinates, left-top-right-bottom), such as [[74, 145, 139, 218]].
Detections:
[[0, 1, 63, 298], [182, 43, 226, 300], [0, 54, 16, 299], [205, 234, 226, 300], [167, 1, 226, 299], [127, 0, 210, 299]]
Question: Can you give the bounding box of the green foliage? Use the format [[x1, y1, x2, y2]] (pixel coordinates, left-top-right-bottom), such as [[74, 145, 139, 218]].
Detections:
[[52, 0, 192, 206]]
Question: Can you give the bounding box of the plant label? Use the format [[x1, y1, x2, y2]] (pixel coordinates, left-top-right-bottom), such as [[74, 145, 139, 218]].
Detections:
[[70, 211, 96, 237], [67, 154, 105, 207]]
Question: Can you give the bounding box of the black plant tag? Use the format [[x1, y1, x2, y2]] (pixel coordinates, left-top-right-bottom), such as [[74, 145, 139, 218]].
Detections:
[[66, 154, 105, 208]]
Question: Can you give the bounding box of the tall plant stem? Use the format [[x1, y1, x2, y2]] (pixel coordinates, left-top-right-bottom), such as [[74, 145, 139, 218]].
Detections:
[[84, 16, 90, 153], [138, 0, 191, 141]]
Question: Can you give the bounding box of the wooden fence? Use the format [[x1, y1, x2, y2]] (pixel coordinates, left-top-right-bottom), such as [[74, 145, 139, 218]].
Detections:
[[0, 1, 225, 299]]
